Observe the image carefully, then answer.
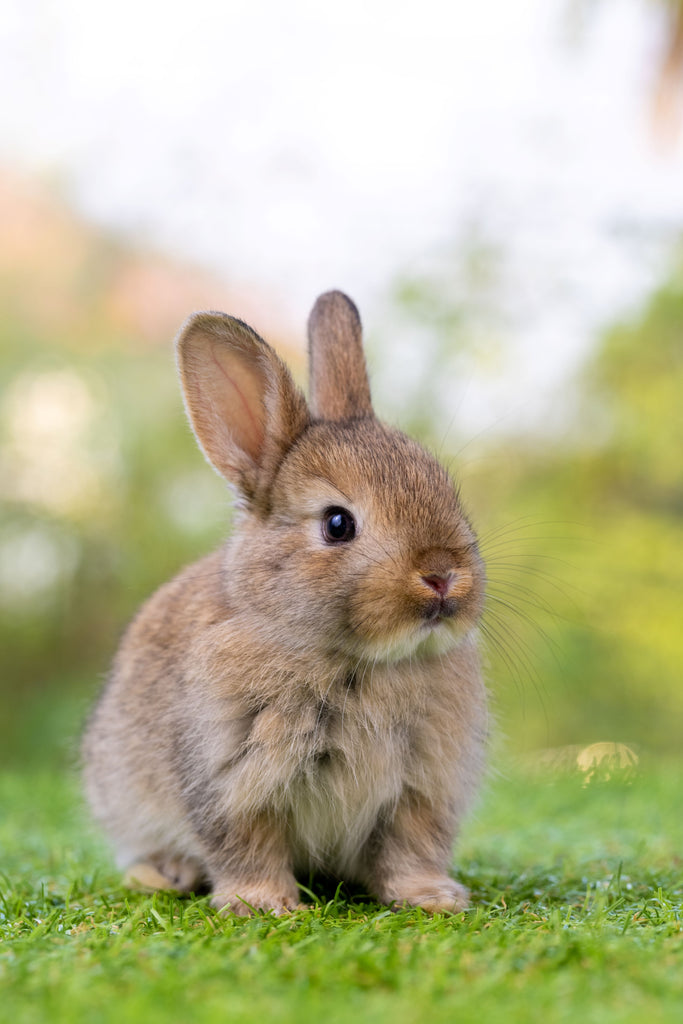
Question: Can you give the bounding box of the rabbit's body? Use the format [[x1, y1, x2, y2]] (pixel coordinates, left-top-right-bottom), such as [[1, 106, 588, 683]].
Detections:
[[83, 294, 487, 914]]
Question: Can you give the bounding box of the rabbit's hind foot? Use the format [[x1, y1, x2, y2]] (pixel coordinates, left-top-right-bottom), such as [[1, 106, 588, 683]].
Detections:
[[123, 857, 204, 893]]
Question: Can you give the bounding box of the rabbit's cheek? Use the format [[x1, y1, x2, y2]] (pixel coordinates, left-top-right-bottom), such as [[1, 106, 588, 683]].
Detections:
[[343, 584, 427, 661]]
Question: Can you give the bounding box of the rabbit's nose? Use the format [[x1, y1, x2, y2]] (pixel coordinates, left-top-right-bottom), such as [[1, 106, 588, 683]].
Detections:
[[420, 573, 453, 597]]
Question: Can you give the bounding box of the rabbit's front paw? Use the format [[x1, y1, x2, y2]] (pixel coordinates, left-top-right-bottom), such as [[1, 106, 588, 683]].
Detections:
[[379, 874, 470, 914], [210, 875, 301, 917]]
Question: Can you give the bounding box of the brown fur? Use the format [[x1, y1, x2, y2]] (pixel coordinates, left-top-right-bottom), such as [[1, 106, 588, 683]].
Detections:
[[307, 291, 372, 420], [82, 290, 488, 914]]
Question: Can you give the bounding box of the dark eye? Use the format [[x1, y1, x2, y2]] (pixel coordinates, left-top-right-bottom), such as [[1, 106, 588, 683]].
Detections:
[[322, 506, 356, 544]]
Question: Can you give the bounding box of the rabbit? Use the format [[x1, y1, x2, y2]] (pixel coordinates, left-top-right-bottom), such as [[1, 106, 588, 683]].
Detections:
[[82, 290, 488, 915]]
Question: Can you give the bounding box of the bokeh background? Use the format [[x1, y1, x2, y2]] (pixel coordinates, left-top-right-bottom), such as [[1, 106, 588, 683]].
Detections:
[[1, 0, 682, 774]]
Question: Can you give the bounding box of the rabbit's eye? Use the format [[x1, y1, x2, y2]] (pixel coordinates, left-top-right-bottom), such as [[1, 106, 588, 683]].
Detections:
[[322, 507, 356, 544]]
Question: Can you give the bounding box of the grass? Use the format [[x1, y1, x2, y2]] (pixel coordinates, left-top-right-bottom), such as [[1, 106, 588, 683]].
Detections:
[[1, 759, 682, 1024]]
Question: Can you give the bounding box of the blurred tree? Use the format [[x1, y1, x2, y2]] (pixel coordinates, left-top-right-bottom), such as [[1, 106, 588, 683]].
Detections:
[[651, 0, 683, 136], [569, 0, 683, 140]]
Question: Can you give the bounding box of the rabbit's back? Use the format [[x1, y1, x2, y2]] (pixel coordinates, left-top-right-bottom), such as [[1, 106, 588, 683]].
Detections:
[[82, 549, 234, 866]]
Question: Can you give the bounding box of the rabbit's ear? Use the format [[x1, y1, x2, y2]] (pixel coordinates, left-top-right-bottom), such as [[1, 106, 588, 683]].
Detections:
[[307, 291, 373, 420], [177, 312, 310, 505]]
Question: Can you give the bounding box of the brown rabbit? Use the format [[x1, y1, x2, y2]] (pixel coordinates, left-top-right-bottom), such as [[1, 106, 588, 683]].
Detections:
[[82, 291, 487, 915]]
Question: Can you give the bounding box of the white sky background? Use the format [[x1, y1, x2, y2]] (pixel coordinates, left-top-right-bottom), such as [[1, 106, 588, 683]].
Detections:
[[1, 0, 682, 436]]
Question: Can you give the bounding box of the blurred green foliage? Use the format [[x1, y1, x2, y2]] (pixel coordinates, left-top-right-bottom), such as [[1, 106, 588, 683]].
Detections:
[[1, 253, 681, 769], [0, 319, 229, 765], [470, 265, 683, 754]]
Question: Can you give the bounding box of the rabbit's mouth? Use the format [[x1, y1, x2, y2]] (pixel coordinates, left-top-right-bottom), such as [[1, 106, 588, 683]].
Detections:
[[421, 596, 458, 625], [347, 596, 475, 662]]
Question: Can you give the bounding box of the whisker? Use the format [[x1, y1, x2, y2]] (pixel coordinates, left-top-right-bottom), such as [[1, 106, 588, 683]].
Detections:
[[485, 595, 563, 666], [480, 617, 551, 739]]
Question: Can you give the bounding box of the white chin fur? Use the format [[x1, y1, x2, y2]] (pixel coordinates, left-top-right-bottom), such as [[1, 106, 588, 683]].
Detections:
[[359, 619, 471, 664]]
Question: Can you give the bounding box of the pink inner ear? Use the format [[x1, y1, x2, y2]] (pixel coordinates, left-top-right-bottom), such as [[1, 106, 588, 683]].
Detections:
[[204, 338, 266, 464], [179, 310, 309, 488]]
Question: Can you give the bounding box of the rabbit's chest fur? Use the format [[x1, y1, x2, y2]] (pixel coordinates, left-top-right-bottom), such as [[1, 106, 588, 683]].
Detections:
[[199, 670, 424, 876], [222, 696, 403, 872]]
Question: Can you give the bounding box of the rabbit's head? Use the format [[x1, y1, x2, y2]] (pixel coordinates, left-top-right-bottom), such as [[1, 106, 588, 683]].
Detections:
[[177, 291, 484, 664]]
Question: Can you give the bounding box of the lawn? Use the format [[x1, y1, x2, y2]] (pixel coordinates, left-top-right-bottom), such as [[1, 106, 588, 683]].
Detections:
[[1, 758, 681, 1024]]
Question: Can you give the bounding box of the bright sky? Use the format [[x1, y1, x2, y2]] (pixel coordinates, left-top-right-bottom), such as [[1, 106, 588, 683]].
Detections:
[[2, 0, 682, 433]]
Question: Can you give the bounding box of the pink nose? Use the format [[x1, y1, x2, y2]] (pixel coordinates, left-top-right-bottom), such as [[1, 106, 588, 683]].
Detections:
[[420, 573, 452, 598]]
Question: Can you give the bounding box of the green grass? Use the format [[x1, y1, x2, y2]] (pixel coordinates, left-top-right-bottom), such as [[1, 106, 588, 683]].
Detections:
[[1, 762, 682, 1024]]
